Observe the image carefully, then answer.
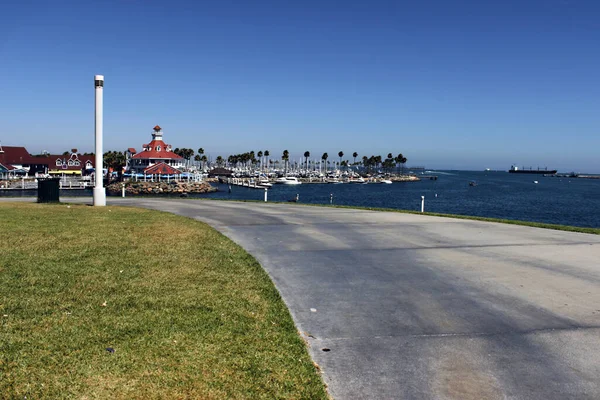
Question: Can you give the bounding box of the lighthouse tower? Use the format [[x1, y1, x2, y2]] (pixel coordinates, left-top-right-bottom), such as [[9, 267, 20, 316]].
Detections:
[[128, 125, 185, 174], [152, 125, 163, 141]]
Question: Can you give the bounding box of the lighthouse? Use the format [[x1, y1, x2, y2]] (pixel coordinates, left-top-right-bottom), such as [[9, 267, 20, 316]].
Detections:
[[93, 75, 106, 206]]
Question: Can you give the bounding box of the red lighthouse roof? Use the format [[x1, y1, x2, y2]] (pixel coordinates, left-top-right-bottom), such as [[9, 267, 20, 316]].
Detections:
[[131, 126, 183, 160]]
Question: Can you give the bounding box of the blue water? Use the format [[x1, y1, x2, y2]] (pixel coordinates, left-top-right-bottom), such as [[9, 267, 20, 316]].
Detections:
[[205, 171, 600, 228], [2, 171, 599, 227]]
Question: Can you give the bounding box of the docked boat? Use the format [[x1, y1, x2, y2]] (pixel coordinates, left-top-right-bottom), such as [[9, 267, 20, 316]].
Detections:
[[348, 177, 365, 183], [257, 178, 272, 187], [275, 177, 302, 185], [380, 179, 393, 184], [509, 165, 557, 174]]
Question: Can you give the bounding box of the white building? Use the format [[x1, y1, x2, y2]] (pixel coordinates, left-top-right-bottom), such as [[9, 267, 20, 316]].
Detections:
[[128, 126, 185, 174]]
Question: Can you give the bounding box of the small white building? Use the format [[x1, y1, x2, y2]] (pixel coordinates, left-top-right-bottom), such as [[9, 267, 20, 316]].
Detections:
[[128, 126, 184, 174]]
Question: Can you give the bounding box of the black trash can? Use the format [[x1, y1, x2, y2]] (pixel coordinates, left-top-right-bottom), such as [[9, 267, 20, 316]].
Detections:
[[37, 178, 60, 203]]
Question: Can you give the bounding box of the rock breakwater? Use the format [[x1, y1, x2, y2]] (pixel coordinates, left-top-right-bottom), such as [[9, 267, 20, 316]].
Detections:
[[390, 175, 420, 182], [107, 181, 216, 195]]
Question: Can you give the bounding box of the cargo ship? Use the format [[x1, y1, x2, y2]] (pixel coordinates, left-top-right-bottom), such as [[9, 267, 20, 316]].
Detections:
[[509, 165, 557, 174]]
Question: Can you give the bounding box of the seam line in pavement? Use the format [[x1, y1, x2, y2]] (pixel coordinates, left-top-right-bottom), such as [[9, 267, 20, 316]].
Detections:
[[312, 325, 600, 342], [276, 242, 600, 253]]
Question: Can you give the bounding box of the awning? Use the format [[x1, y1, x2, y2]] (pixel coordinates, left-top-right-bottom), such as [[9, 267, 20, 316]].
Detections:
[[48, 170, 82, 175]]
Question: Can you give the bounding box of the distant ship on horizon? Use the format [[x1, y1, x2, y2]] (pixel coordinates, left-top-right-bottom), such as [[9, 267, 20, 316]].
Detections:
[[509, 165, 557, 174]]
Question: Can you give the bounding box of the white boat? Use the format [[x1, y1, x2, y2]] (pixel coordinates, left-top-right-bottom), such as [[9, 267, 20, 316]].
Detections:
[[258, 178, 272, 187], [380, 179, 393, 184], [348, 177, 365, 183], [276, 177, 302, 185]]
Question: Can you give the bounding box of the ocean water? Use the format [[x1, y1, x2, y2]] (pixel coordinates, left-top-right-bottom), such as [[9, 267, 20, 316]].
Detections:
[[205, 171, 600, 228], [2, 171, 599, 228]]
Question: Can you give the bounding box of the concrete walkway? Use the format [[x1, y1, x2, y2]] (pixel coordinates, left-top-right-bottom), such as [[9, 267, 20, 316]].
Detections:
[[21, 198, 600, 398]]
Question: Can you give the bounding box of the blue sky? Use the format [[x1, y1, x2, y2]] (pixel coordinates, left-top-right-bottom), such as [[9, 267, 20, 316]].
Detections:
[[1, 0, 599, 171]]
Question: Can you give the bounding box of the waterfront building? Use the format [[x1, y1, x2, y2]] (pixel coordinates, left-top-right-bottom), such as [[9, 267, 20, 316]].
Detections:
[[144, 162, 182, 176], [0, 162, 23, 179], [128, 126, 184, 174], [0, 145, 94, 176], [46, 150, 94, 175], [0, 145, 51, 175]]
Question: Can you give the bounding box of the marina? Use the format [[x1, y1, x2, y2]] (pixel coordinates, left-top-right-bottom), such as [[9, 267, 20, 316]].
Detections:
[[5, 170, 598, 228], [211, 170, 600, 228]]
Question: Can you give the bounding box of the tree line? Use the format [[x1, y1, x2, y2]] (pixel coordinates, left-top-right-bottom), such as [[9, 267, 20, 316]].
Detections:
[[49, 147, 408, 178]]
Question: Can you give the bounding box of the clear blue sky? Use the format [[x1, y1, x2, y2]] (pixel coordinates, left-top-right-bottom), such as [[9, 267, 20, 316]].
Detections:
[[1, 0, 599, 171]]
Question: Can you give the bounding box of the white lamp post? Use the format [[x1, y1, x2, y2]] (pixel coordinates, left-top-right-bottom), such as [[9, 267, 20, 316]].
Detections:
[[94, 75, 106, 206]]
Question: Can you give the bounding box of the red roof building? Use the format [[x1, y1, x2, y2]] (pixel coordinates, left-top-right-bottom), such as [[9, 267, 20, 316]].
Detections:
[[0, 146, 39, 165], [128, 126, 184, 174], [0, 146, 52, 175], [0, 146, 95, 176], [46, 152, 95, 175], [144, 162, 182, 175], [0, 163, 20, 177]]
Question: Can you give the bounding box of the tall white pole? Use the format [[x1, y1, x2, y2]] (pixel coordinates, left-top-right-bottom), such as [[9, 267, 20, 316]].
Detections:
[[93, 75, 106, 206]]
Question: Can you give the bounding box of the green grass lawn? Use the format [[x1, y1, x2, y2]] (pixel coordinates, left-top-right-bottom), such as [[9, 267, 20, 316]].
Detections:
[[0, 203, 327, 399]]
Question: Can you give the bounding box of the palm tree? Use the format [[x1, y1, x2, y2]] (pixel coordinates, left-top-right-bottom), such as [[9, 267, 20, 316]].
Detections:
[[375, 155, 382, 171], [186, 148, 195, 160], [257, 151, 263, 171], [195, 148, 204, 169], [282, 149, 289, 175], [338, 151, 344, 171], [396, 153, 407, 174], [353, 152, 358, 165], [383, 156, 396, 173], [321, 153, 328, 173], [103, 150, 127, 181], [386, 153, 394, 174], [264, 150, 270, 173], [304, 151, 310, 172]]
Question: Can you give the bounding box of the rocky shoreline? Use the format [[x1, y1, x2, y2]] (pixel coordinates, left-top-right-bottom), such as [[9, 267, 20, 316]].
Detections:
[[106, 181, 216, 195], [390, 175, 420, 182]]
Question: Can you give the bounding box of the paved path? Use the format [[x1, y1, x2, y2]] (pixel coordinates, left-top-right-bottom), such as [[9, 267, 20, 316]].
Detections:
[[20, 198, 600, 398]]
